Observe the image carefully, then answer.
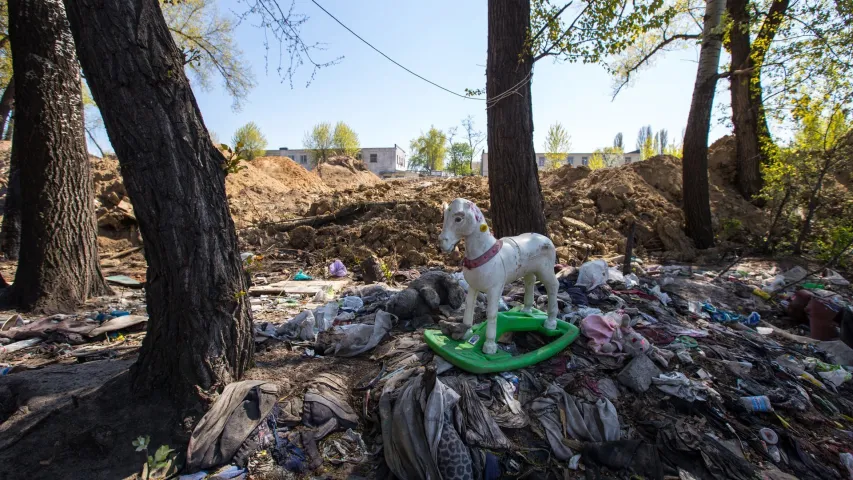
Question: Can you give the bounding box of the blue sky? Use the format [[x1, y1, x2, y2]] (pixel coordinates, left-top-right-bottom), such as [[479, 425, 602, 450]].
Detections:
[[90, 0, 731, 155]]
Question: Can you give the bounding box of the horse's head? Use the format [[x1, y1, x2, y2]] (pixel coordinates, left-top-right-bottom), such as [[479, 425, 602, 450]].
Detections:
[[438, 198, 487, 253]]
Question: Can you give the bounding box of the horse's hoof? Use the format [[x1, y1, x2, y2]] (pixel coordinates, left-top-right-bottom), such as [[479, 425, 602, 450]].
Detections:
[[544, 318, 557, 330], [462, 328, 474, 341], [521, 306, 533, 313], [482, 341, 498, 355]]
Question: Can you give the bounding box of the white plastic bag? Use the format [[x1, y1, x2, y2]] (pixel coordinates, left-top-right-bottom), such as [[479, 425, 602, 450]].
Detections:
[[576, 260, 608, 290]]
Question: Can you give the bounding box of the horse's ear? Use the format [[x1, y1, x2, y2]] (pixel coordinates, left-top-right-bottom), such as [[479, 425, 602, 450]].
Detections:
[[441, 201, 448, 212]]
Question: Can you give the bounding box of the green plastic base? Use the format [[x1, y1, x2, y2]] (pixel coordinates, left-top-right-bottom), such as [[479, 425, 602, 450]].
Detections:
[[424, 309, 580, 374]]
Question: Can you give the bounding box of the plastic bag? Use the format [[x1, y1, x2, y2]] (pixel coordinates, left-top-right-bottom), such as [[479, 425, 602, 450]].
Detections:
[[607, 267, 625, 284], [824, 268, 850, 286], [649, 285, 670, 306], [576, 260, 608, 291], [340, 296, 364, 312], [329, 260, 348, 277], [817, 369, 852, 387]]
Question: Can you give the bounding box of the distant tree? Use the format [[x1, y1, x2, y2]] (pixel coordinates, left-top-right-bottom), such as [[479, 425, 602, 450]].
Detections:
[[655, 129, 668, 155], [613, 132, 624, 149], [304, 122, 333, 165], [232, 121, 267, 160], [461, 115, 485, 171], [602, 145, 625, 166], [447, 142, 474, 175], [409, 126, 447, 174], [331, 121, 360, 158], [637, 125, 655, 159], [543, 122, 572, 169], [588, 151, 606, 170]]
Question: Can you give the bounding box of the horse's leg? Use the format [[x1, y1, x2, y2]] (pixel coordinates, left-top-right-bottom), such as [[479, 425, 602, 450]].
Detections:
[[522, 273, 535, 313], [462, 286, 477, 327], [483, 285, 502, 355], [540, 269, 559, 330]]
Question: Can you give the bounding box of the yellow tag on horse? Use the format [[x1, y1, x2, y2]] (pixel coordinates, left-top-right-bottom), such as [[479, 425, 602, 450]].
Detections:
[[480, 223, 487, 232]]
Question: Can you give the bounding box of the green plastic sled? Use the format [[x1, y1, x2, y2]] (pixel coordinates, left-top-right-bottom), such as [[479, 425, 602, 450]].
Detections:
[[424, 308, 580, 374]]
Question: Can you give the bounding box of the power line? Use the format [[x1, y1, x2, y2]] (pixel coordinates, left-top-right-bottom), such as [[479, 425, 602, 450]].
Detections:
[[309, 0, 484, 101]]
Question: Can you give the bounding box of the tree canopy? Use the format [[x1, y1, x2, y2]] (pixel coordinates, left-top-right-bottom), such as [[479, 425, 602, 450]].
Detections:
[[409, 127, 447, 174], [232, 121, 267, 160], [543, 122, 572, 169], [331, 121, 360, 158], [304, 122, 334, 165]]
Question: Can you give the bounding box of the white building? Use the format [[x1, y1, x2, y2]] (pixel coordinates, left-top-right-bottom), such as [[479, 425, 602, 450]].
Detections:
[[265, 145, 407, 177], [479, 150, 641, 176]]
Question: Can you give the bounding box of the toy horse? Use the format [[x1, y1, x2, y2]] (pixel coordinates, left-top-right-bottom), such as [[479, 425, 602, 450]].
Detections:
[[438, 198, 559, 354]]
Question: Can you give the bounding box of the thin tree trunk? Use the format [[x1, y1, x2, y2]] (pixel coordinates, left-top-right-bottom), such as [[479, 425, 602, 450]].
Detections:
[[5, 0, 111, 313], [486, 0, 546, 237], [793, 156, 831, 254], [0, 141, 21, 260], [64, 0, 252, 403], [0, 79, 14, 136], [682, 0, 725, 249], [3, 114, 12, 141], [728, 0, 788, 199], [763, 183, 792, 252]]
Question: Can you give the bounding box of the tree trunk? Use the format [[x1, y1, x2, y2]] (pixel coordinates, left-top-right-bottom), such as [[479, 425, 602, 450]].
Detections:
[[4, 0, 110, 313], [63, 0, 253, 402], [486, 0, 546, 237], [682, 0, 725, 249], [728, 0, 789, 199], [3, 114, 12, 141], [0, 79, 14, 137], [0, 140, 21, 260]]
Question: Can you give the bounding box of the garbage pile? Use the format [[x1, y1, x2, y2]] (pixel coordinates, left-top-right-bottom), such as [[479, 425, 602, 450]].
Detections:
[[173, 258, 853, 479]]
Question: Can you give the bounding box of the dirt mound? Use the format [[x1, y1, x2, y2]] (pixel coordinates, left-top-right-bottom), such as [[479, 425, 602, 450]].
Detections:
[[316, 156, 382, 190], [226, 157, 329, 228]]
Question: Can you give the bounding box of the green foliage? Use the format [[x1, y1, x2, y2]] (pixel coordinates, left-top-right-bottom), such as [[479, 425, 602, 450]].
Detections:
[[588, 151, 606, 170], [304, 122, 333, 166], [719, 218, 744, 241], [219, 142, 248, 174], [529, 0, 677, 64], [132, 436, 178, 480], [160, 0, 255, 110], [409, 127, 447, 174], [231, 121, 267, 160], [543, 122, 572, 169], [447, 142, 474, 175], [331, 121, 360, 158], [761, 97, 853, 254], [816, 225, 853, 265]]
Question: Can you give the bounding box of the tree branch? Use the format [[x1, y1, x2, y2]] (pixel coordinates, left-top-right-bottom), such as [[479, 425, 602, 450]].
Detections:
[[611, 33, 700, 99]]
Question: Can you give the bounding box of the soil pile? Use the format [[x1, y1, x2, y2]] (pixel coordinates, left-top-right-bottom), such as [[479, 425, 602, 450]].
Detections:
[[256, 137, 767, 272], [226, 156, 329, 228], [315, 156, 382, 190]]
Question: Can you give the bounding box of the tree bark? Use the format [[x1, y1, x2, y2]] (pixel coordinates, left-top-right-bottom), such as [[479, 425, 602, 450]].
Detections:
[[4, 0, 110, 312], [63, 0, 252, 402], [682, 0, 725, 249], [486, 0, 546, 237], [728, 0, 789, 199], [0, 79, 14, 137]]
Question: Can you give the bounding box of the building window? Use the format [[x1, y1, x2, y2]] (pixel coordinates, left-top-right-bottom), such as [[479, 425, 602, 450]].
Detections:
[[567, 156, 574, 165], [356, 152, 363, 160], [538, 156, 545, 167], [625, 156, 631, 163], [582, 156, 588, 166], [370, 153, 378, 163], [300, 155, 307, 164]]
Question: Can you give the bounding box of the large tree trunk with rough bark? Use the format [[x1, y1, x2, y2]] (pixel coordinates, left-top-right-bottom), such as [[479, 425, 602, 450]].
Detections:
[[63, 0, 252, 403], [5, 0, 110, 312], [0, 79, 14, 137], [728, 0, 789, 199], [682, 0, 725, 249], [486, 0, 546, 237]]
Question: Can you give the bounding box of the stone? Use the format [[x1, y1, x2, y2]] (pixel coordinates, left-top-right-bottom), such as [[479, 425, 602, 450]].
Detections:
[[561, 216, 593, 232], [617, 354, 661, 393], [289, 225, 316, 249], [595, 192, 624, 214]]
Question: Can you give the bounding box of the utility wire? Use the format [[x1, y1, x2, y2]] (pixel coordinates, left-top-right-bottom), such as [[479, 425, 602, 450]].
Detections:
[[309, 0, 484, 101]]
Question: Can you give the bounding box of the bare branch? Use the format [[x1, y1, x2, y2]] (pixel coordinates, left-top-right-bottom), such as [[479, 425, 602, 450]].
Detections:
[[611, 33, 700, 99]]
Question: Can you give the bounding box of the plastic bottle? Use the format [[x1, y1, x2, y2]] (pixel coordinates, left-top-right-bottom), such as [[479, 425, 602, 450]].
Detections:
[[740, 395, 773, 412]]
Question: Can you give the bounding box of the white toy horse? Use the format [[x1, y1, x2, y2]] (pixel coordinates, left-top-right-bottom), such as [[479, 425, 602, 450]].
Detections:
[[438, 198, 559, 354]]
